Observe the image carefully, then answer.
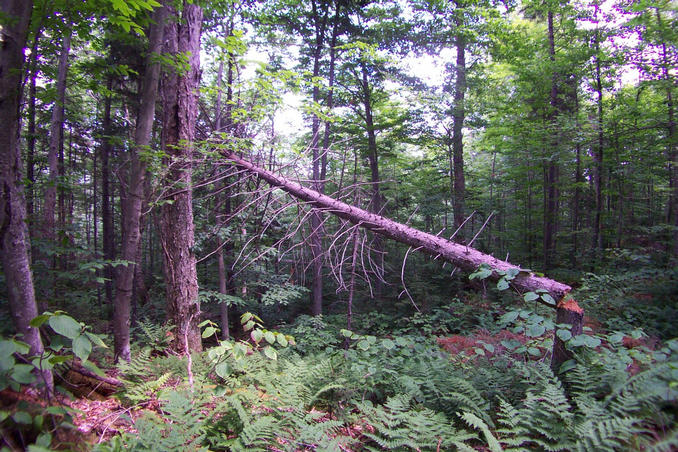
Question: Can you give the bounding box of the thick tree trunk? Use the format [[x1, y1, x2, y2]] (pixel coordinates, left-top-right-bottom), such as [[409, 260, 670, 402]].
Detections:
[[0, 0, 53, 392], [159, 2, 203, 354], [113, 2, 166, 363]]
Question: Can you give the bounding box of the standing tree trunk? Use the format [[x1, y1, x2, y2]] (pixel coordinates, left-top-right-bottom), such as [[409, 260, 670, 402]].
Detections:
[[0, 0, 53, 392], [360, 61, 385, 299], [592, 2, 605, 252], [113, 3, 166, 362], [159, 2, 203, 354], [308, 0, 329, 316], [43, 21, 72, 254], [100, 78, 115, 309], [452, 1, 467, 241], [544, 9, 560, 269]]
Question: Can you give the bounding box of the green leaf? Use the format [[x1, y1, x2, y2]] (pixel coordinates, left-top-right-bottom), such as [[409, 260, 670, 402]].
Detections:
[[496, 279, 509, 291], [35, 432, 52, 448], [12, 411, 32, 425], [556, 329, 572, 341], [558, 359, 577, 373], [357, 340, 370, 351], [608, 332, 625, 344], [501, 339, 521, 350], [527, 347, 542, 356], [82, 360, 105, 377], [382, 339, 395, 350], [340, 329, 353, 338], [241, 312, 253, 324], [276, 334, 288, 347], [483, 343, 495, 353], [0, 340, 17, 359], [251, 329, 263, 343], [11, 364, 34, 384], [264, 331, 276, 344], [526, 324, 546, 338], [243, 320, 255, 332], [499, 311, 520, 324], [85, 332, 107, 348], [523, 292, 539, 302], [202, 326, 217, 338], [540, 294, 556, 305], [263, 346, 277, 360], [395, 337, 409, 347], [72, 335, 92, 361], [49, 315, 81, 339], [215, 362, 231, 379], [584, 335, 601, 348], [30, 314, 50, 328], [48, 355, 72, 365]]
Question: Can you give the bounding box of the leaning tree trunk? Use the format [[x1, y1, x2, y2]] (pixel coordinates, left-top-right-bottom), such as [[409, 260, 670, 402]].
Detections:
[[113, 3, 166, 363], [159, 2, 203, 354], [0, 0, 53, 392], [221, 150, 581, 371]]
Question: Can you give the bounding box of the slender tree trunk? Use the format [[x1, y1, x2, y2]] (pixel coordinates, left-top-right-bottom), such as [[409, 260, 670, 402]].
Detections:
[[360, 62, 384, 299], [592, 2, 604, 252], [43, 22, 72, 248], [159, 2, 203, 354], [309, 0, 328, 316], [112, 3, 166, 363], [100, 78, 115, 309], [654, 9, 677, 254], [452, 2, 467, 241], [0, 0, 53, 392], [544, 10, 560, 269]]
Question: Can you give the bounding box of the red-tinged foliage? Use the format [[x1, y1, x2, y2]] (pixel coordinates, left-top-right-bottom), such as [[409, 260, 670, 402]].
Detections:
[[437, 330, 527, 358]]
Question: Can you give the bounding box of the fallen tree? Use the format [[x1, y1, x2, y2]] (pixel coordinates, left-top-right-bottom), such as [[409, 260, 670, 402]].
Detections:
[[223, 150, 582, 371]]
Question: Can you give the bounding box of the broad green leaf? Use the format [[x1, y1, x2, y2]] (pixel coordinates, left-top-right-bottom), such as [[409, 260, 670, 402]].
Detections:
[[474, 348, 485, 356], [382, 339, 395, 350], [241, 312, 253, 324], [49, 315, 81, 339], [540, 294, 556, 305], [357, 340, 370, 351], [584, 335, 601, 348], [215, 362, 231, 379], [556, 329, 572, 341], [608, 332, 625, 344], [340, 329, 353, 338], [0, 340, 16, 359], [202, 326, 217, 338], [243, 320, 255, 332], [499, 311, 520, 324], [263, 346, 277, 360], [35, 432, 52, 448], [85, 332, 107, 348], [276, 334, 288, 347], [30, 314, 50, 328], [395, 337, 409, 347], [12, 411, 32, 425], [501, 339, 521, 350], [526, 324, 546, 338], [264, 331, 276, 344], [558, 360, 577, 373], [251, 329, 263, 343], [523, 292, 539, 302], [72, 334, 92, 361], [497, 279, 509, 290], [11, 364, 34, 384], [527, 347, 542, 356], [483, 343, 495, 353]]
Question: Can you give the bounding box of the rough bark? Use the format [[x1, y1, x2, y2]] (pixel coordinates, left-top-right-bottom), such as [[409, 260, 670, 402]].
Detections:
[[551, 299, 584, 373], [113, 2, 166, 363], [159, 2, 203, 354], [0, 0, 53, 392]]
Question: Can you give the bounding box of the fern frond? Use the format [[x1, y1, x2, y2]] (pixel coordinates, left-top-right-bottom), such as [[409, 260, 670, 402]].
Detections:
[[459, 411, 503, 452]]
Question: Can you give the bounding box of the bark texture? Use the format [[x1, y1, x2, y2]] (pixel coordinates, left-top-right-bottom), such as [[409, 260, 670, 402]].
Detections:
[[159, 2, 203, 354], [113, 3, 166, 362], [0, 0, 53, 391]]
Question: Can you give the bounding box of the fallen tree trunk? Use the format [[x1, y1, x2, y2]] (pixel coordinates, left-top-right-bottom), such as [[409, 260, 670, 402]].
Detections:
[[224, 151, 571, 301], [222, 151, 581, 372]]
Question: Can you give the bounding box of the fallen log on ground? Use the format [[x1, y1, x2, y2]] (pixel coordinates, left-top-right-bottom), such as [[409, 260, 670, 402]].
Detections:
[[223, 150, 582, 372]]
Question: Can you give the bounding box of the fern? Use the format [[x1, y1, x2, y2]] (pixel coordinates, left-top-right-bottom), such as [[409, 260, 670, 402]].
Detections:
[[459, 412, 502, 452], [355, 394, 473, 451]]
